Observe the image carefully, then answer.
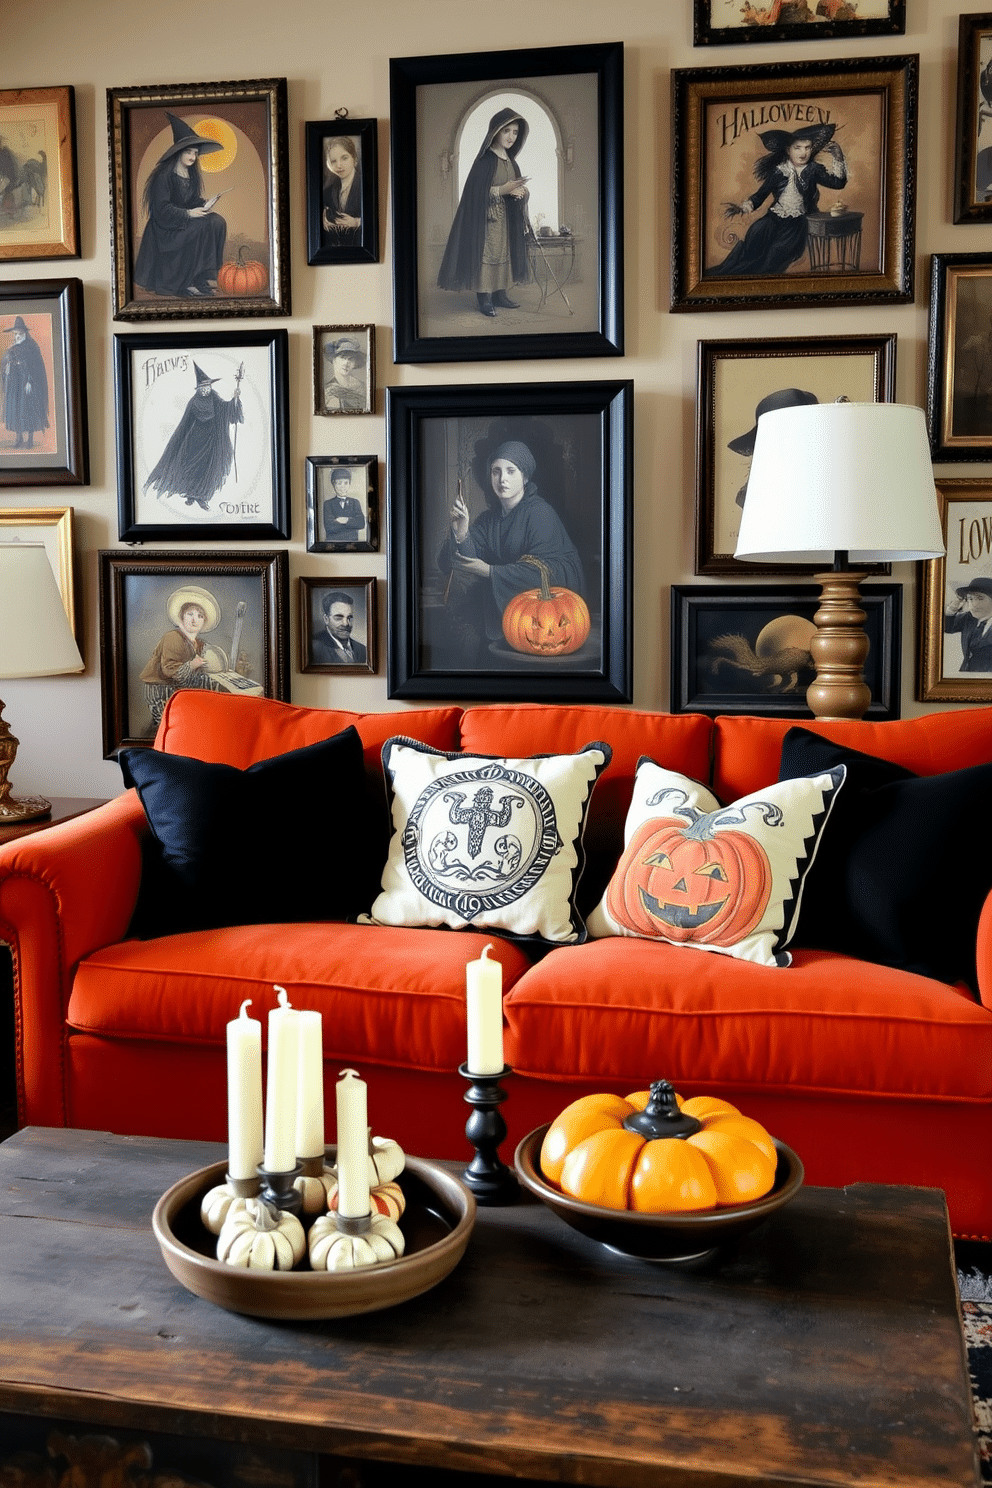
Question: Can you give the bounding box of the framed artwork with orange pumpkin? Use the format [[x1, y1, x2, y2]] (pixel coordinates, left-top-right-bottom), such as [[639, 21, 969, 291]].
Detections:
[[108, 78, 291, 320], [386, 379, 632, 702], [113, 327, 290, 542], [670, 582, 901, 719]]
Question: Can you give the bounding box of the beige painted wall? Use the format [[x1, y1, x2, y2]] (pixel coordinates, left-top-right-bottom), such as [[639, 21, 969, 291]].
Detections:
[[1, 0, 983, 800]]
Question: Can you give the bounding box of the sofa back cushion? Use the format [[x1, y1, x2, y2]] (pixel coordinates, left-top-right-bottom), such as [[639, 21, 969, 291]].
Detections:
[[712, 706, 992, 804], [459, 705, 714, 909]]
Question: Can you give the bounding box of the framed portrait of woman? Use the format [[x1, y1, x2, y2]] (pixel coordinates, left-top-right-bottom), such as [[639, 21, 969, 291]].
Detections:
[[386, 379, 632, 702], [97, 548, 289, 757], [0, 276, 88, 486], [108, 78, 291, 321], [389, 42, 624, 364], [305, 118, 379, 265], [671, 54, 917, 313]]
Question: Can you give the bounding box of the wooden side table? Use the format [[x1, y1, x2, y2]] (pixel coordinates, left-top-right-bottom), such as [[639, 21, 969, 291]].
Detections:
[[0, 797, 109, 1136], [806, 209, 864, 272]]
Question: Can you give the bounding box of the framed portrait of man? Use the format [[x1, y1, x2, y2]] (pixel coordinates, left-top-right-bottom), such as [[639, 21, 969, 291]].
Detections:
[[918, 480, 992, 704], [300, 577, 377, 675], [305, 455, 378, 553]]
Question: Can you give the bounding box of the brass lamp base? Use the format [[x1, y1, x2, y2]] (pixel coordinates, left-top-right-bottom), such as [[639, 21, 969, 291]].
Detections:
[[806, 571, 872, 722], [0, 699, 51, 822]]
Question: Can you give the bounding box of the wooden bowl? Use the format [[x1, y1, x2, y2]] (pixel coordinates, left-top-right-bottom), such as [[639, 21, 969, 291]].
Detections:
[[514, 1125, 803, 1262], [153, 1155, 475, 1319]]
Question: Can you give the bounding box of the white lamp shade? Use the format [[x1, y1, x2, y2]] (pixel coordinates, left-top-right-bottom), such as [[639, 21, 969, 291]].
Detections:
[[0, 543, 83, 678], [734, 402, 946, 564]]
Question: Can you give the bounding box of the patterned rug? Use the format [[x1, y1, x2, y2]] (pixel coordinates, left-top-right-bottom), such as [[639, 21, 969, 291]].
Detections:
[[959, 1265, 992, 1484]]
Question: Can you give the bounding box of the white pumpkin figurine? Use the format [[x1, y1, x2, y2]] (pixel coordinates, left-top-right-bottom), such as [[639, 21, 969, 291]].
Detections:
[[217, 1198, 306, 1271], [294, 1165, 337, 1217], [368, 1133, 405, 1185], [326, 1178, 406, 1222], [309, 1211, 405, 1271], [200, 1182, 254, 1236]]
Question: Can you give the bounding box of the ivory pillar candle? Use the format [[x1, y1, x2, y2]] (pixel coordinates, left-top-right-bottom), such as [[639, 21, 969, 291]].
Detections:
[[296, 1009, 324, 1162], [335, 1067, 371, 1218], [466, 943, 503, 1074], [226, 998, 263, 1181], [263, 986, 299, 1174]]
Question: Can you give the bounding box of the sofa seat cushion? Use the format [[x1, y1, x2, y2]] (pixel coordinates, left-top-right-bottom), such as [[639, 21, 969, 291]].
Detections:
[[503, 937, 992, 1102], [68, 924, 531, 1073]]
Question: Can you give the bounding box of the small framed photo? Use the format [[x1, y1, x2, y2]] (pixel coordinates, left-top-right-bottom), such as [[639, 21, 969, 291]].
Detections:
[[113, 327, 290, 542], [387, 378, 632, 703], [671, 583, 901, 719], [696, 332, 896, 575], [305, 118, 379, 265], [313, 324, 374, 415], [954, 13, 992, 223], [926, 252, 992, 462], [693, 0, 905, 47], [98, 548, 290, 757], [389, 41, 624, 364], [305, 455, 378, 552], [918, 479, 992, 704], [671, 54, 917, 313], [108, 77, 291, 320], [0, 276, 88, 486], [0, 85, 79, 260], [0, 505, 78, 644], [299, 576, 377, 675]]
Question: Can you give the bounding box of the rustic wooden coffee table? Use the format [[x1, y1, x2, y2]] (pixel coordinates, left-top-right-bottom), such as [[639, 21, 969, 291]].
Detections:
[[0, 1126, 979, 1487]]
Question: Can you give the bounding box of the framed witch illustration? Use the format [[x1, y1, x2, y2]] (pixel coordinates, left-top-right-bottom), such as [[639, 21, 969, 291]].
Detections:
[[0, 277, 88, 486], [114, 328, 290, 542]]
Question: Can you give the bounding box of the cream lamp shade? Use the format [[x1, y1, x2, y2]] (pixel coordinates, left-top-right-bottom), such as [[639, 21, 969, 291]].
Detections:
[[0, 542, 83, 822], [734, 402, 945, 565], [733, 402, 945, 721]]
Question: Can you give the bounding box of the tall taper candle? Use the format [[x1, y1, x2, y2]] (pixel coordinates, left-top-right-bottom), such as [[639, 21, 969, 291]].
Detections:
[[296, 1009, 324, 1162], [226, 998, 263, 1181], [335, 1067, 371, 1218], [263, 986, 299, 1173], [466, 943, 503, 1075]]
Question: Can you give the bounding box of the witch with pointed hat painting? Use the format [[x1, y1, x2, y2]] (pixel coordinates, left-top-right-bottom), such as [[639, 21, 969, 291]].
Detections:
[[133, 112, 229, 298], [710, 123, 848, 278], [143, 361, 244, 511]]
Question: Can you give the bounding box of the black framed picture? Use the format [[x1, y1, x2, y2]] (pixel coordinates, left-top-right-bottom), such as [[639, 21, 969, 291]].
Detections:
[[389, 42, 624, 364], [305, 455, 378, 552], [98, 548, 290, 757], [108, 77, 291, 320], [671, 54, 917, 313], [693, 0, 905, 47], [387, 379, 632, 703], [299, 576, 377, 675], [670, 583, 901, 719], [954, 13, 992, 224], [305, 117, 379, 265], [695, 332, 896, 575], [926, 252, 992, 462], [0, 276, 88, 486], [113, 328, 290, 542]]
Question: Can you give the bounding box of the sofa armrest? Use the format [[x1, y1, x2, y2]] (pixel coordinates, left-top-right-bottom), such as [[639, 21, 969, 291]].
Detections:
[[0, 793, 147, 1126]]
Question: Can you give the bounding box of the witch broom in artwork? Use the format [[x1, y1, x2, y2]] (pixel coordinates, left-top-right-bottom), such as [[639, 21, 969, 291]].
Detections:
[[143, 360, 244, 511]]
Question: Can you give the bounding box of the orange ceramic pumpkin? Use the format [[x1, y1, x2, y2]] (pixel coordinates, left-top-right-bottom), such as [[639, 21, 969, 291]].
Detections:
[[539, 1080, 777, 1213], [218, 245, 269, 297], [501, 554, 591, 657], [606, 799, 773, 947]]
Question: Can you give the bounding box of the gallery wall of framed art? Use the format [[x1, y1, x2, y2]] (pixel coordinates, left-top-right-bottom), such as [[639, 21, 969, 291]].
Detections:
[[0, 0, 985, 802]]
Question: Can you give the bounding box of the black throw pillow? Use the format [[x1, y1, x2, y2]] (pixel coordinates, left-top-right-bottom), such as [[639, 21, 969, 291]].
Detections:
[[778, 726, 992, 989], [119, 725, 385, 938]]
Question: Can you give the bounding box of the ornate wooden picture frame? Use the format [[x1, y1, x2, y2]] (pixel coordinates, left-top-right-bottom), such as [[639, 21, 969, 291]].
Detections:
[[0, 86, 79, 260], [926, 252, 992, 462], [108, 77, 291, 320], [953, 12, 992, 223], [312, 324, 374, 416], [0, 505, 78, 644], [918, 479, 992, 704], [693, 0, 905, 47], [671, 54, 917, 312]]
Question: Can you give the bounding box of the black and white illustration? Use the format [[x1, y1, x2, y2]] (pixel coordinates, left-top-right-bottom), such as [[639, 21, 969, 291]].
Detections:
[[299, 576, 376, 675], [305, 455, 378, 553]]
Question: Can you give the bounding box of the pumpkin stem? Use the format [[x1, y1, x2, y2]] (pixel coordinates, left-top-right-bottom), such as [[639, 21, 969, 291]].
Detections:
[[622, 1079, 702, 1141], [644, 786, 702, 825], [520, 554, 554, 601]]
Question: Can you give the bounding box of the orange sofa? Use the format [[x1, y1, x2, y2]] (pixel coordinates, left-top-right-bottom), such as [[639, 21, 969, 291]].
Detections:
[[2, 691, 991, 1238]]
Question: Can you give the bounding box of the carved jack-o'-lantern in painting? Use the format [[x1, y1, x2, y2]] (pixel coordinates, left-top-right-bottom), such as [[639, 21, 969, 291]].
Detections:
[[606, 788, 778, 948], [502, 554, 591, 657]]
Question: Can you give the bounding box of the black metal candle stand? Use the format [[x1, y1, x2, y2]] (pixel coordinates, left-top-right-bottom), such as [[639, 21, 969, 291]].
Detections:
[[458, 1062, 518, 1206], [256, 1160, 304, 1219]]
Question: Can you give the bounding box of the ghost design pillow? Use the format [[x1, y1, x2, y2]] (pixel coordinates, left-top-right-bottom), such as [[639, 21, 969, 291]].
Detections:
[[368, 737, 612, 944], [587, 758, 845, 967]]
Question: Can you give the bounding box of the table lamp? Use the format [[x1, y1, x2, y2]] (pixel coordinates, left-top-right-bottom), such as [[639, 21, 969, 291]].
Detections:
[[0, 542, 84, 821], [733, 402, 945, 721]]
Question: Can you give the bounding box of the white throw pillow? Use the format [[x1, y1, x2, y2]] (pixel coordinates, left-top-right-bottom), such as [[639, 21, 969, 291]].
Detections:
[[586, 758, 845, 967], [368, 737, 612, 943]]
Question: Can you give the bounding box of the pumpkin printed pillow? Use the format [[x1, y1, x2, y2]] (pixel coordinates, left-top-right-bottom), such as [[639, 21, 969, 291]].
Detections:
[[366, 737, 612, 944], [586, 758, 845, 967]]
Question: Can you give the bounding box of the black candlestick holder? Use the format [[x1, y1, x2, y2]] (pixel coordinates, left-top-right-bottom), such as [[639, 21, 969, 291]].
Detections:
[[458, 1062, 517, 1206], [256, 1160, 304, 1219]]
